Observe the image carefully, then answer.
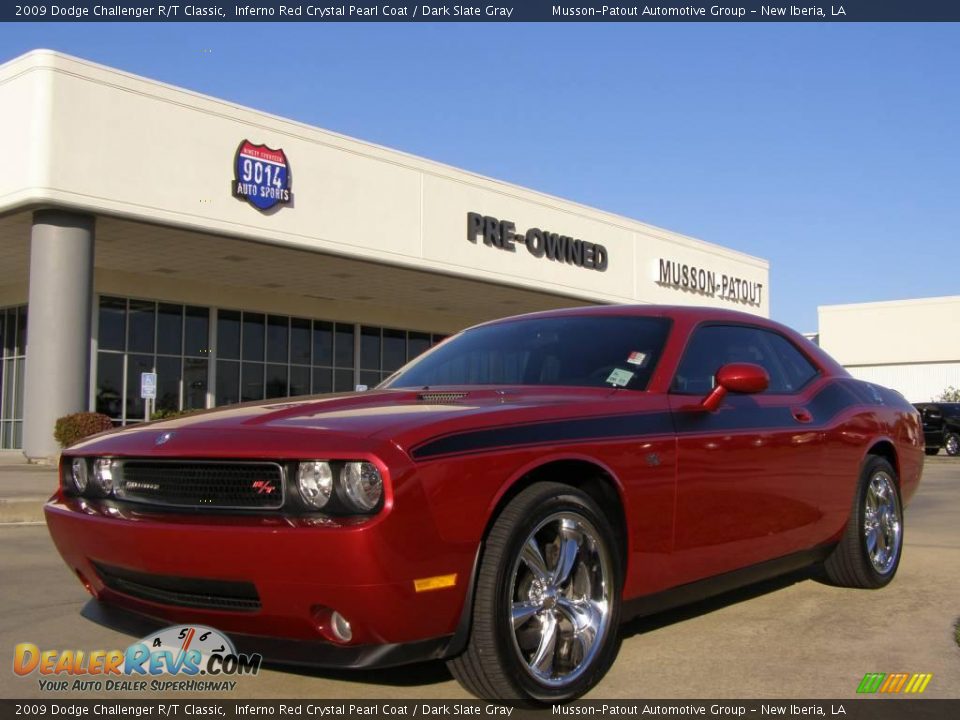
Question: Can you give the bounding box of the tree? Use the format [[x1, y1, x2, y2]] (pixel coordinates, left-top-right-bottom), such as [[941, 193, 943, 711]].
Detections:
[[937, 386, 960, 402]]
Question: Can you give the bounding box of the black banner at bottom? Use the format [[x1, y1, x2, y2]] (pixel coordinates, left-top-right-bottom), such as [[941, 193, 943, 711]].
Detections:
[[1, 700, 958, 720]]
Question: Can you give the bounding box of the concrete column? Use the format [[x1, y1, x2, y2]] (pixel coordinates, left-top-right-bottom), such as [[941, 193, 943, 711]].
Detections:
[[22, 210, 95, 462]]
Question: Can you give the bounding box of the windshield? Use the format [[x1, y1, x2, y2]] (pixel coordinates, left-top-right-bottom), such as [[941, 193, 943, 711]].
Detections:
[[384, 315, 671, 391]]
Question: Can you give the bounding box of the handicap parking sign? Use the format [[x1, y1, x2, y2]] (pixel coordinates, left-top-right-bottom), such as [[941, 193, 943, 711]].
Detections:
[[140, 372, 157, 400]]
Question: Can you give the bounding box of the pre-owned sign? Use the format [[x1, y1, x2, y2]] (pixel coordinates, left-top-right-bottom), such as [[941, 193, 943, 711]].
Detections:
[[467, 212, 609, 272]]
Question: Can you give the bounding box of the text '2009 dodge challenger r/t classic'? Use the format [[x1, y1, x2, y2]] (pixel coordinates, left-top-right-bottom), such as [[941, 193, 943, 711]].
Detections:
[[45, 305, 924, 701]]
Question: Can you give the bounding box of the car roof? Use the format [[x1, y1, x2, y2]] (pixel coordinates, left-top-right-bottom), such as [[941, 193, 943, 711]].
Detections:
[[473, 304, 786, 331]]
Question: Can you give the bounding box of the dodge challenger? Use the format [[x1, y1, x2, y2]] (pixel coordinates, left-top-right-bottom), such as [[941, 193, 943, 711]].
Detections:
[[45, 305, 924, 701]]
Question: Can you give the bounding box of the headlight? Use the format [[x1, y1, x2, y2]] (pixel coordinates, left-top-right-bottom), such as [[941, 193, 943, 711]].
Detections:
[[297, 461, 333, 509], [340, 461, 383, 512], [70, 458, 88, 493], [91, 458, 116, 494]]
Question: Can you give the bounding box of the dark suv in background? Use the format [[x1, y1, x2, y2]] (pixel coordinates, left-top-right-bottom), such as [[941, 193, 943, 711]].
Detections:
[[914, 402, 960, 456]]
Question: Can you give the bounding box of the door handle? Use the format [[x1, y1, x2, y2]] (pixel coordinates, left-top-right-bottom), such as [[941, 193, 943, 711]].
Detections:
[[792, 408, 812, 423]]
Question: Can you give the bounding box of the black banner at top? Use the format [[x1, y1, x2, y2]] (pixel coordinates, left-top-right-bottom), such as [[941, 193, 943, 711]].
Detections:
[[4, 1, 960, 23]]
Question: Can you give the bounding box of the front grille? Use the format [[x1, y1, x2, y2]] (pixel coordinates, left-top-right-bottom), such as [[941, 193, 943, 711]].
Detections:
[[94, 562, 261, 612], [115, 460, 285, 510]]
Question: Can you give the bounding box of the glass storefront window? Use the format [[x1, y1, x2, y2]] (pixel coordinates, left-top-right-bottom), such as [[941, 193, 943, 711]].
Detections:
[[265, 363, 288, 399], [216, 360, 240, 406], [157, 304, 183, 356], [334, 323, 355, 368], [360, 326, 381, 372], [313, 321, 333, 366], [95, 297, 212, 425], [94, 297, 446, 428], [289, 365, 310, 397], [128, 300, 155, 354], [185, 306, 211, 357], [3, 295, 447, 449], [383, 329, 407, 372], [242, 313, 265, 362], [217, 310, 241, 360], [267, 316, 289, 364], [354, 326, 448, 386], [291, 318, 311, 365], [95, 352, 123, 419], [98, 297, 126, 352], [0, 306, 27, 449], [184, 359, 208, 410]]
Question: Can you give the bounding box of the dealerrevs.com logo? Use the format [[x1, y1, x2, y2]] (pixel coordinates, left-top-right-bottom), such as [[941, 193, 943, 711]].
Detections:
[[13, 625, 262, 692]]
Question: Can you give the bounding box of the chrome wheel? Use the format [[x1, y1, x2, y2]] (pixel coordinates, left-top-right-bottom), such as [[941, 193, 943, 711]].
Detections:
[[509, 512, 612, 687], [863, 471, 901, 575], [946, 434, 960, 456]]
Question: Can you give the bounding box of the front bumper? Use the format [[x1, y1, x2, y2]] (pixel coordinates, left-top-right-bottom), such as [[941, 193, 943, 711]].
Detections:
[[80, 600, 452, 669], [44, 494, 474, 665]]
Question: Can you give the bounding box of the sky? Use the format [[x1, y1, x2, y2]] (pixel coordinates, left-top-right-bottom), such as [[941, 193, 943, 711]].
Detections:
[[1, 22, 957, 331]]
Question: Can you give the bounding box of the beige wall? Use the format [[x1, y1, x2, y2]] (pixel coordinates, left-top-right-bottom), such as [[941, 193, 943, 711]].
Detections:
[[819, 296, 960, 366], [0, 58, 50, 208], [845, 363, 960, 404], [0, 50, 769, 316]]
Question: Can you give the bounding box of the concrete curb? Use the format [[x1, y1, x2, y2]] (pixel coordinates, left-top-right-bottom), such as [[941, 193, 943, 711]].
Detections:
[[0, 497, 47, 524]]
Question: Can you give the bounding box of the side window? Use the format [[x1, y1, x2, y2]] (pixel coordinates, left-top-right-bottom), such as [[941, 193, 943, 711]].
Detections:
[[762, 331, 819, 392], [673, 325, 818, 395]]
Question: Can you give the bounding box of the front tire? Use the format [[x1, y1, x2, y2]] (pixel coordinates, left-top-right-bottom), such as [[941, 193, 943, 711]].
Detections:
[[945, 433, 960, 456], [824, 456, 903, 588], [447, 482, 622, 702], [924, 447, 940, 456]]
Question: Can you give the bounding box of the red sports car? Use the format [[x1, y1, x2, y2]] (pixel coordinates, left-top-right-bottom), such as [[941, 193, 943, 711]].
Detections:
[[45, 305, 924, 701]]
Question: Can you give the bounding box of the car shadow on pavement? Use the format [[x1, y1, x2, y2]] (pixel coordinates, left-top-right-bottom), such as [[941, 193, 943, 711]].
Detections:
[[79, 567, 824, 689], [265, 659, 453, 687]]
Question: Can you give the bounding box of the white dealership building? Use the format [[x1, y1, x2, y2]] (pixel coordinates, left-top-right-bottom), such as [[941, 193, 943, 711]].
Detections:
[[818, 296, 960, 403], [0, 50, 769, 460]]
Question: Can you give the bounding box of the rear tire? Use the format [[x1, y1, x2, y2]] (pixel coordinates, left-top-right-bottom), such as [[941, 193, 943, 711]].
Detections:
[[447, 482, 622, 702], [924, 448, 940, 456], [824, 456, 903, 589]]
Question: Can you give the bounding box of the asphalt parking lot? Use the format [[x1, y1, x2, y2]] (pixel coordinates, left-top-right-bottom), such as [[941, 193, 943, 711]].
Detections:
[[1, 456, 957, 700]]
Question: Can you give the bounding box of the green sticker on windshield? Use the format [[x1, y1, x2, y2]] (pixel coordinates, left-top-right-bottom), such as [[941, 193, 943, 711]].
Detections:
[[606, 368, 634, 387]]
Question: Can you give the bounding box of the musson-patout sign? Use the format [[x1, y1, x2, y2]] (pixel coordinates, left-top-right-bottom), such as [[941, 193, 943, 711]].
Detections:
[[656, 257, 764, 307], [232, 140, 293, 212]]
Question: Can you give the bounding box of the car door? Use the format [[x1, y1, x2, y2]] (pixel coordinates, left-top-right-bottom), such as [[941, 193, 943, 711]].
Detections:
[[667, 323, 829, 584]]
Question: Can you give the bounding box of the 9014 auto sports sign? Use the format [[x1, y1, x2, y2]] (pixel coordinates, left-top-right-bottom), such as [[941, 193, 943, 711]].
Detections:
[[232, 140, 293, 211]]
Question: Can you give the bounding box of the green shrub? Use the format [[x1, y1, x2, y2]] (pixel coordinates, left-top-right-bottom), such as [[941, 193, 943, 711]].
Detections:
[[54, 412, 115, 448]]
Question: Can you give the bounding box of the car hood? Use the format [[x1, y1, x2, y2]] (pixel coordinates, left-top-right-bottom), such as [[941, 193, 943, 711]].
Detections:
[[66, 386, 661, 460]]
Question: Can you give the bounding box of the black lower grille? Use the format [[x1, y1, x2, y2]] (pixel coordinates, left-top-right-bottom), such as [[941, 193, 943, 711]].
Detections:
[[116, 460, 284, 509], [94, 562, 261, 612]]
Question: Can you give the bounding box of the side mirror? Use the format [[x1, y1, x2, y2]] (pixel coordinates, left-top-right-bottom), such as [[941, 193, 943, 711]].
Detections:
[[701, 363, 769, 412]]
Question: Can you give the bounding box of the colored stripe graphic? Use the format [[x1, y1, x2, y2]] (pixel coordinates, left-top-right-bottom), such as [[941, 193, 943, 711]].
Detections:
[[858, 672, 932, 694], [880, 673, 908, 693], [904, 673, 933, 694], [857, 673, 885, 693]]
